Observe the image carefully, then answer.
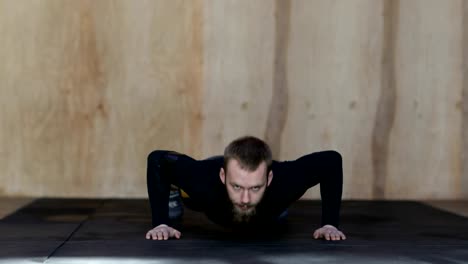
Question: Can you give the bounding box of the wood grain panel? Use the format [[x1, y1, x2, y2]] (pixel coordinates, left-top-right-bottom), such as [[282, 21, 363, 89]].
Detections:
[[201, 0, 275, 157], [285, 0, 384, 199], [386, 0, 463, 199], [0, 0, 465, 199], [372, 0, 399, 199], [0, 0, 203, 197], [462, 0, 468, 199], [264, 0, 291, 158]]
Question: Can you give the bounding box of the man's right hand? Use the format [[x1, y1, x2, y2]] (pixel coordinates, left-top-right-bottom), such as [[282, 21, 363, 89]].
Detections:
[[146, 224, 182, 240]]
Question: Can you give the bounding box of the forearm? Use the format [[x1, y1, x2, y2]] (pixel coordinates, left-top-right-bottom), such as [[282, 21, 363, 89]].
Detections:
[[318, 151, 343, 228], [147, 150, 172, 227]]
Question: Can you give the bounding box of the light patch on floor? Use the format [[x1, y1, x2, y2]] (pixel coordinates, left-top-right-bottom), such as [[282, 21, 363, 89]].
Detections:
[[423, 200, 468, 218]]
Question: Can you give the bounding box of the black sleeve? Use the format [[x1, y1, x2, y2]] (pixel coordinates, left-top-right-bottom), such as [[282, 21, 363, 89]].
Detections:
[[146, 150, 173, 227], [146, 150, 222, 228], [313, 151, 343, 228], [271, 150, 343, 228]]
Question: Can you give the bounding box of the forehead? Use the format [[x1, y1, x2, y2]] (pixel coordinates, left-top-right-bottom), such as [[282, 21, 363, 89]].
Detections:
[[226, 159, 267, 185]]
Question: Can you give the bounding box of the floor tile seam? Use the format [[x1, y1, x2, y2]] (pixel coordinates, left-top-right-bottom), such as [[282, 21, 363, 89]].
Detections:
[[43, 199, 108, 263]]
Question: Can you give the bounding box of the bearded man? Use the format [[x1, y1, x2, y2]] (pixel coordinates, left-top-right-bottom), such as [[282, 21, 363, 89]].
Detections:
[[145, 136, 346, 241]]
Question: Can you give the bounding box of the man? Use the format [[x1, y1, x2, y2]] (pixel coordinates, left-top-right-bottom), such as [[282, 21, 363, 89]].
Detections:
[[145, 136, 346, 241]]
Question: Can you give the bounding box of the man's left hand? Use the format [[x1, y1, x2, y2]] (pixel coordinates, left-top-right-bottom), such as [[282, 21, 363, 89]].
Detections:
[[313, 225, 346, 241]]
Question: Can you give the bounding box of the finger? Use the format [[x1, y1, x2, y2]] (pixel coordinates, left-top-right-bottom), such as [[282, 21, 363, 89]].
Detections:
[[332, 233, 339, 241], [162, 229, 169, 240], [332, 232, 339, 240], [315, 231, 322, 239], [339, 231, 346, 240], [157, 231, 163, 240], [170, 228, 178, 237], [147, 232, 155, 240], [314, 229, 323, 239], [158, 229, 164, 240], [313, 230, 318, 239], [334, 231, 342, 240], [173, 229, 182, 238], [325, 232, 331, 241]]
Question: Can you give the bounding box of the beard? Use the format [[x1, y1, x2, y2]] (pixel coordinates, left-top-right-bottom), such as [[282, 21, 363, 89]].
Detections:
[[224, 181, 268, 224], [232, 204, 257, 223]]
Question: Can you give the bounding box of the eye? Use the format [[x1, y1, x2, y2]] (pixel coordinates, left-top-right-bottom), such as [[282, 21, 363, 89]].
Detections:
[[233, 185, 241, 190], [251, 186, 260, 191]]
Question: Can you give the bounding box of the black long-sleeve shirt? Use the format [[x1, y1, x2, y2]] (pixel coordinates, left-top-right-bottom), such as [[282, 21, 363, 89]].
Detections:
[[147, 150, 343, 229]]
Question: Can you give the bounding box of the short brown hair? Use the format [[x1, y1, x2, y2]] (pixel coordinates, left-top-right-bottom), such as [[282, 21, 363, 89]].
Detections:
[[223, 136, 272, 173]]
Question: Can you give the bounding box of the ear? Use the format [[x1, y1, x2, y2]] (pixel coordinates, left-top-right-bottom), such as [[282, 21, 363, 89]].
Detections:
[[220, 168, 226, 184], [267, 170, 273, 186]]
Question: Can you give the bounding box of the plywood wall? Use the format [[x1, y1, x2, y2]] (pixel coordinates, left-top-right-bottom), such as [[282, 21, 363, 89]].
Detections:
[[0, 0, 466, 199]]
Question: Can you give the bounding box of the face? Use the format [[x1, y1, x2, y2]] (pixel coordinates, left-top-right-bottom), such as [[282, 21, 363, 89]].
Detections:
[[219, 159, 273, 223]]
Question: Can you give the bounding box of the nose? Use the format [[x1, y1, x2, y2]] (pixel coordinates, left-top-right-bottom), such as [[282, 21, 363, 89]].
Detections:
[[241, 190, 250, 204]]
